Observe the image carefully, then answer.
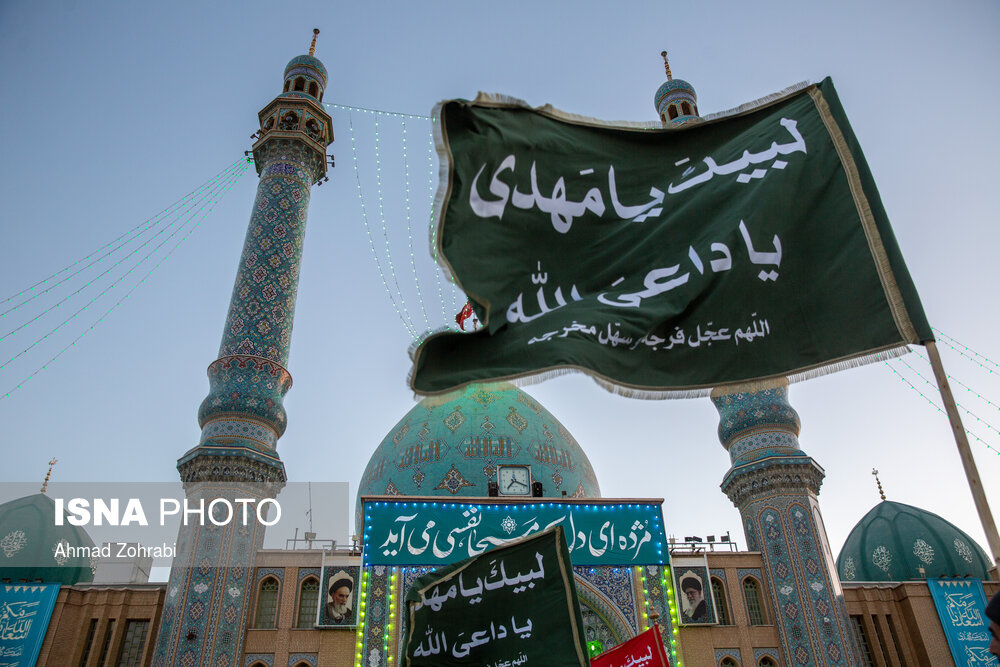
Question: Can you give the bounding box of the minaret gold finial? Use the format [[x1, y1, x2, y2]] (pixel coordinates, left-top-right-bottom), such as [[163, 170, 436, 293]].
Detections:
[[309, 28, 320, 56], [661, 50, 673, 81], [40, 457, 58, 493], [872, 468, 886, 501]]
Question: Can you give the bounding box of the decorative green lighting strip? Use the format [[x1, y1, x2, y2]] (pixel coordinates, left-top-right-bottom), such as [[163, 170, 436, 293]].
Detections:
[[325, 102, 430, 121], [661, 564, 681, 666], [1, 159, 250, 400], [1, 158, 245, 309], [354, 567, 370, 667], [884, 361, 999, 455]]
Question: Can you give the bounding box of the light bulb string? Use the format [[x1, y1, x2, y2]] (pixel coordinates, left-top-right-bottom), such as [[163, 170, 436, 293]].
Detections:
[[402, 118, 430, 331], [1, 167, 242, 338], [1, 163, 247, 372], [884, 360, 1000, 455], [325, 102, 430, 120], [1, 160, 249, 400], [932, 328, 1000, 373], [2, 158, 245, 306], [349, 111, 414, 336], [892, 353, 1000, 445], [374, 113, 418, 337]]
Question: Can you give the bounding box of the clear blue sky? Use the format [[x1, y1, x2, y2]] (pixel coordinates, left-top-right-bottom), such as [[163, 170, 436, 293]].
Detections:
[[1, 0, 998, 561]]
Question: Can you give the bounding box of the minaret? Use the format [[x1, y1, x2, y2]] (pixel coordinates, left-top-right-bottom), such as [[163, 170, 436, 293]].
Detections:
[[151, 30, 333, 667], [653, 54, 860, 665]]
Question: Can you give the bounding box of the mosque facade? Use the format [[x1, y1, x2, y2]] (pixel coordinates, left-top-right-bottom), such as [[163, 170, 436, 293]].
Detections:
[[4, 37, 998, 667]]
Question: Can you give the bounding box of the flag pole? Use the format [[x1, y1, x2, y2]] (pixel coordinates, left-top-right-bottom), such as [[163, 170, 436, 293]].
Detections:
[[924, 339, 1000, 575]]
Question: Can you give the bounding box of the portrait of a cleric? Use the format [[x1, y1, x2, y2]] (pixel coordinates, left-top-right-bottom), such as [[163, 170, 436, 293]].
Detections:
[[319, 566, 359, 626], [676, 567, 715, 625]]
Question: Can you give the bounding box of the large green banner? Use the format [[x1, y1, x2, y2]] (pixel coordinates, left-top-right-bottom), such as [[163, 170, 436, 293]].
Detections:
[[411, 78, 931, 395], [403, 525, 589, 666]]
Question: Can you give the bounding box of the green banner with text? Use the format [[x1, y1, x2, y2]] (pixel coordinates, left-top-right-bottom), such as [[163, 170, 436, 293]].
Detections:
[[404, 526, 589, 666], [411, 78, 931, 396]]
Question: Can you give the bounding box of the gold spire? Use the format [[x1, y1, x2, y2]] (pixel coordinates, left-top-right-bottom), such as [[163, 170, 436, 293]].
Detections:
[[309, 28, 320, 56], [661, 50, 673, 81], [872, 468, 886, 501], [40, 458, 58, 493]]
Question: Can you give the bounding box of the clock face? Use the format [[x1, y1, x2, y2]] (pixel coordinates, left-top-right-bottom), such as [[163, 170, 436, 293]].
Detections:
[[498, 465, 530, 496]]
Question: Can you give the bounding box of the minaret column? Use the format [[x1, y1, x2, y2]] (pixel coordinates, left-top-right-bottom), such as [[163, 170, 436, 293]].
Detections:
[[711, 381, 861, 666], [152, 32, 332, 667]]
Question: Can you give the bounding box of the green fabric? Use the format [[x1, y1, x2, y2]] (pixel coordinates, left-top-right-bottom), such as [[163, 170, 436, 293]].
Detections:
[[403, 525, 588, 666], [411, 78, 932, 395]]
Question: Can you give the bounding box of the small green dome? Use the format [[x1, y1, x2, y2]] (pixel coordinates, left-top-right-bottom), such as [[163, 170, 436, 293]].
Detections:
[[0, 493, 96, 585], [836, 500, 991, 582], [356, 383, 601, 529]]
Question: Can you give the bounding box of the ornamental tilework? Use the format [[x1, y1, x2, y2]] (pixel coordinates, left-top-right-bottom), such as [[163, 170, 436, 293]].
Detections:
[[754, 648, 780, 663], [288, 654, 317, 667], [256, 567, 285, 582], [244, 654, 274, 667], [297, 567, 320, 582], [715, 648, 742, 665]]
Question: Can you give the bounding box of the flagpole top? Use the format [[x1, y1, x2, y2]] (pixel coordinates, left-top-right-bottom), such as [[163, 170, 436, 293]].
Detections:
[[872, 468, 887, 501]]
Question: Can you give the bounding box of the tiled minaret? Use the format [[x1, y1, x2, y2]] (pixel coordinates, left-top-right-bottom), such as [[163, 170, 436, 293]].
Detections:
[[711, 383, 859, 666], [152, 31, 333, 667], [653, 53, 860, 665]]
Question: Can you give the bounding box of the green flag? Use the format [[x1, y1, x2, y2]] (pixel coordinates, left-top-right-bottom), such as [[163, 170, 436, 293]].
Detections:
[[403, 525, 588, 666], [411, 78, 931, 396]]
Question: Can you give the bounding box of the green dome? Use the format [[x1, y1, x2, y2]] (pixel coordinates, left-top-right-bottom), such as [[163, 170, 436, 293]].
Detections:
[[836, 500, 991, 582], [0, 493, 96, 585], [356, 383, 601, 529]]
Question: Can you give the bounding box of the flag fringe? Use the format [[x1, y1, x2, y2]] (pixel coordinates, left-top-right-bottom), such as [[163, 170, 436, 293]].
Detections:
[[408, 340, 912, 400]]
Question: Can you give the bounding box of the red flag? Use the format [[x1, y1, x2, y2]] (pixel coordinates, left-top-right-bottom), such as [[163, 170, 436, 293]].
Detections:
[[590, 625, 670, 667], [455, 300, 475, 331]]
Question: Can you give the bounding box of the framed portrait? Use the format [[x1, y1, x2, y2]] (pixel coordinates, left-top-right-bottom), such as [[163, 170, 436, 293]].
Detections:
[[317, 563, 361, 627], [670, 555, 716, 625]]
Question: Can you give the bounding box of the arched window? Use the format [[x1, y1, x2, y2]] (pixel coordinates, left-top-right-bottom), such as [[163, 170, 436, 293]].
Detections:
[[759, 657, 777, 667], [668, 105, 679, 120], [293, 77, 305, 92], [283, 81, 290, 92], [720, 658, 738, 667], [681, 101, 692, 116], [250, 663, 269, 667], [296, 577, 320, 628], [308, 81, 319, 97], [743, 577, 767, 625], [254, 577, 279, 628], [710, 577, 730, 625]]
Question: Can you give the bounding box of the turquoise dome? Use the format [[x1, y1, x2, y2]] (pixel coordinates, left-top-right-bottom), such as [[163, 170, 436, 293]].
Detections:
[[836, 500, 992, 582], [356, 383, 601, 529], [0, 493, 96, 585], [284, 54, 328, 85]]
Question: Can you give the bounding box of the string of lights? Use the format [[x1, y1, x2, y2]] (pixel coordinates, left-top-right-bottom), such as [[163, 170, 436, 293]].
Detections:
[[0, 167, 242, 340], [427, 119, 451, 327], [883, 361, 1000, 456], [910, 347, 1000, 415], [1, 160, 250, 400], [932, 328, 1000, 374], [374, 113, 418, 337], [1, 158, 245, 309], [325, 101, 430, 120], [891, 354, 1000, 450], [348, 111, 415, 337], [402, 118, 430, 331]]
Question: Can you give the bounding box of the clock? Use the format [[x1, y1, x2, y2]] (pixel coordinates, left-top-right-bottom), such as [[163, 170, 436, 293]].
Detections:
[[497, 465, 531, 496]]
